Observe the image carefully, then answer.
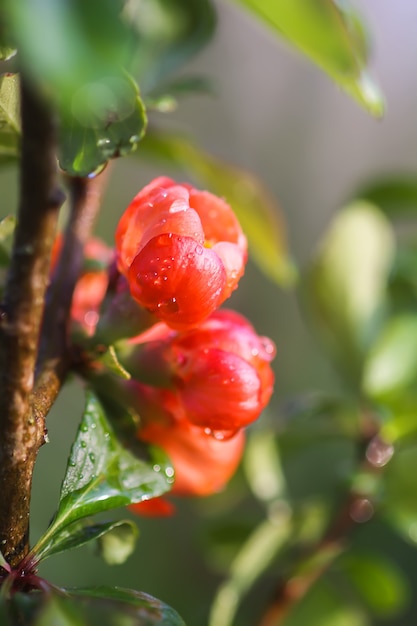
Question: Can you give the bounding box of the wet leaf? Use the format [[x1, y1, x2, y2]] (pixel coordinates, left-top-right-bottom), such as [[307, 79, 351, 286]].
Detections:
[[34, 518, 138, 564], [233, 0, 384, 116], [58, 74, 147, 177], [138, 130, 297, 287], [33, 390, 173, 560], [9, 587, 185, 626]]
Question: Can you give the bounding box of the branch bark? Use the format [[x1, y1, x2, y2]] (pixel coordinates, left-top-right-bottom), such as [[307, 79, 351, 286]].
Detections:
[[0, 77, 63, 567], [32, 171, 108, 423]]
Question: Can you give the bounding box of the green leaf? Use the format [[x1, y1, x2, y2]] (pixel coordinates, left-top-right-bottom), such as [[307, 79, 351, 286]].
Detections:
[[5, 0, 134, 104], [33, 390, 173, 559], [362, 315, 417, 401], [0, 215, 15, 265], [232, 0, 384, 116], [357, 176, 417, 219], [341, 553, 409, 617], [34, 518, 138, 564], [68, 587, 186, 625], [124, 0, 216, 92], [58, 74, 147, 177], [9, 587, 186, 626], [208, 512, 292, 626], [137, 130, 297, 287], [96, 521, 138, 565], [145, 75, 213, 112], [0, 74, 20, 163], [243, 430, 286, 504], [303, 201, 395, 384]]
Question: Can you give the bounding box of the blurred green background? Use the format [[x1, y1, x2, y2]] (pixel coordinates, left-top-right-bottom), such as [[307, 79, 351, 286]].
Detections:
[[2, 1, 417, 624]]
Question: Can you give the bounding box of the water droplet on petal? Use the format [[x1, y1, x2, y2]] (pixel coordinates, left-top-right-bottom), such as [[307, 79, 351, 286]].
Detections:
[[157, 297, 179, 314], [260, 337, 276, 359], [195, 244, 203, 255], [211, 429, 239, 441]]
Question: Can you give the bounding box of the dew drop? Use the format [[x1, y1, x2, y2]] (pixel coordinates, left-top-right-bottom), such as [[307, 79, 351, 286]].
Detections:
[[260, 337, 276, 358], [80, 423, 88, 432], [89, 452, 96, 463], [153, 464, 161, 473], [81, 441, 87, 448], [212, 429, 238, 441], [195, 244, 203, 255], [157, 297, 179, 314], [97, 138, 111, 148]]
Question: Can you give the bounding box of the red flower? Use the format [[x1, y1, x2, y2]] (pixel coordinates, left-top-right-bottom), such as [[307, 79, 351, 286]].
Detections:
[[125, 309, 275, 432], [130, 384, 245, 497], [115, 177, 247, 329]]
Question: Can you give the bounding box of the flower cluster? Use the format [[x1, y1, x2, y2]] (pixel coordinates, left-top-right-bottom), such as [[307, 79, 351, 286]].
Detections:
[[66, 177, 275, 511]]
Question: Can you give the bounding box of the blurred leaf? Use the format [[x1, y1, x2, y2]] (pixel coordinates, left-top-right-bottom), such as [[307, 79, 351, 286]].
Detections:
[[5, 0, 134, 103], [146, 75, 213, 112], [357, 176, 417, 218], [138, 130, 297, 287], [58, 74, 147, 177], [304, 202, 395, 384], [384, 443, 417, 518], [34, 518, 138, 564], [208, 512, 292, 626], [0, 215, 15, 265], [96, 521, 138, 565], [387, 242, 417, 312], [341, 552, 409, 617], [232, 0, 384, 116], [362, 315, 417, 402], [284, 578, 369, 626], [244, 430, 286, 503], [123, 0, 216, 91], [10, 587, 185, 626], [33, 390, 173, 559], [0, 74, 20, 163]]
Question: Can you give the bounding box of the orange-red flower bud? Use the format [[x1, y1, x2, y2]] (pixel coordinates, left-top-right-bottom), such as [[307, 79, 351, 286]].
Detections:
[[131, 384, 245, 497], [115, 177, 247, 329], [125, 309, 275, 432]]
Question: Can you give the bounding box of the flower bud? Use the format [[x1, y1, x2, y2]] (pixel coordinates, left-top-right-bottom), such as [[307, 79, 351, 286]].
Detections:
[[131, 384, 245, 497], [122, 309, 275, 432], [115, 177, 247, 329]]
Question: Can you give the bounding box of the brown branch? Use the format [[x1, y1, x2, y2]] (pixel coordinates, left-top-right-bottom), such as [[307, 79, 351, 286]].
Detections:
[[31, 169, 109, 423], [0, 77, 63, 567]]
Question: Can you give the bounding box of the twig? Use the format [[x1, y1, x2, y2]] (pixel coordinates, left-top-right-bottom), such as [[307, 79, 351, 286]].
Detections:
[[0, 76, 63, 566], [31, 170, 109, 423]]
